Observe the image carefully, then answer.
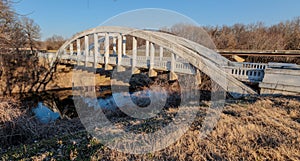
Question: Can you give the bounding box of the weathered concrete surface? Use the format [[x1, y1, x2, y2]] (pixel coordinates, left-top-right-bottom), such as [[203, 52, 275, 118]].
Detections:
[[259, 68, 300, 95], [46, 64, 111, 91]]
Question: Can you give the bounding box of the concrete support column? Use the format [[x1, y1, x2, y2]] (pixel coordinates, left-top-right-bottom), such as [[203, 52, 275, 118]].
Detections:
[[149, 42, 157, 77], [195, 69, 202, 85], [76, 39, 81, 65], [122, 36, 126, 55], [169, 53, 177, 80], [159, 46, 163, 61], [132, 36, 138, 74], [145, 40, 149, 57], [113, 37, 117, 55], [63, 49, 67, 63], [63, 49, 67, 55], [117, 34, 125, 72], [84, 35, 89, 67], [93, 33, 99, 68], [174, 54, 178, 60], [70, 43, 73, 55], [104, 33, 110, 69], [117, 34, 122, 65]]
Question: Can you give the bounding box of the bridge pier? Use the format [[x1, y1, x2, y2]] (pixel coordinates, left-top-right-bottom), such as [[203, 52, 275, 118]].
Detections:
[[69, 43, 73, 55], [117, 34, 125, 72], [149, 42, 157, 77], [195, 69, 202, 85], [169, 53, 177, 80], [76, 39, 81, 66], [93, 33, 99, 68], [159, 46, 163, 61], [146, 40, 149, 58], [132, 37, 140, 74], [104, 33, 113, 70], [84, 35, 89, 67], [122, 36, 126, 56], [113, 37, 117, 55]]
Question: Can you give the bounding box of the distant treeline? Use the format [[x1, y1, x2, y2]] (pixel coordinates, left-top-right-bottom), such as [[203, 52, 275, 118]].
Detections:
[[164, 17, 300, 50]]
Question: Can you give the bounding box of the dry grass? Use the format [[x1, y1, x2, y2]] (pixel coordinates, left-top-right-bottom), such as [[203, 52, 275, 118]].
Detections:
[[88, 97, 300, 161], [0, 97, 38, 147], [1, 96, 300, 160], [0, 97, 85, 150]]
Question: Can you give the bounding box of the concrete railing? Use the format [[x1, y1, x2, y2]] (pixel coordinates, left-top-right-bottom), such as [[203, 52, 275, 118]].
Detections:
[[224, 66, 264, 83]]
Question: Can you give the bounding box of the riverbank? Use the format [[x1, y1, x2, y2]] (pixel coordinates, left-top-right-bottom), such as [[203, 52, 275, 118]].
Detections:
[[1, 96, 299, 160]]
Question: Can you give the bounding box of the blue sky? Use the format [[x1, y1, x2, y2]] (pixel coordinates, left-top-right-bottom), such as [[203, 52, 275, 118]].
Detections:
[[13, 0, 300, 40]]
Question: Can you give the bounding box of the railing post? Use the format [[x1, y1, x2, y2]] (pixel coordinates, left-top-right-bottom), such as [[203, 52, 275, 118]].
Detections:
[[149, 42, 157, 77], [159, 46, 163, 61], [93, 33, 99, 68], [145, 40, 149, 57], [84, 35, 89, 67], [122, 36, 126, 55], [169, 53, 177, 80], [76, 39, 81, 65]]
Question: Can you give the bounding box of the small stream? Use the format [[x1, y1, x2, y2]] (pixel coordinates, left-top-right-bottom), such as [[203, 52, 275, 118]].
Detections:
[[29, 88, 172, 124], [32, 102, 60, 124]]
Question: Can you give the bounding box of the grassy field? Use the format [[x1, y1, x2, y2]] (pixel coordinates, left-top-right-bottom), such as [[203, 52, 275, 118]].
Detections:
[[1, 95, 299, 160]]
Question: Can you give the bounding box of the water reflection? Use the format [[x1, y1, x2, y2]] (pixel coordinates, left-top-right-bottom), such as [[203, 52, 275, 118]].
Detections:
[[83, 89, 169, 110], [21, 86, 179, 124], [32, 102, 60, 124]]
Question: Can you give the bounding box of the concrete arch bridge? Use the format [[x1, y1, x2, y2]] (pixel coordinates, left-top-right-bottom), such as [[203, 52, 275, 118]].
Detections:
[[47, 26, 299, 96]]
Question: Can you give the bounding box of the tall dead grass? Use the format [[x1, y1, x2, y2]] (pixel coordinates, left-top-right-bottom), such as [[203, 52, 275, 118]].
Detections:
[[0, 97, 84, 149], [0, 98, 39, 147], [90, 97, 300, 160], [1, 96, 299, 160]]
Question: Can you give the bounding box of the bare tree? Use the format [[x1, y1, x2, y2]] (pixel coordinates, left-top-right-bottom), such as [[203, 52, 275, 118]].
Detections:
[[203, 18, 300, 50], [44, 34, 65, 50], [0, 0, 19, 53], [162, 23, 216, 49], [21, 17, 41, 54]]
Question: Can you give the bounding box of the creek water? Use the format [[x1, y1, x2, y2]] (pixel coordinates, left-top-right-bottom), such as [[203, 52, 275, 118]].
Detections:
[[29, 88, 170, 124], [32, 102, 60, 124]]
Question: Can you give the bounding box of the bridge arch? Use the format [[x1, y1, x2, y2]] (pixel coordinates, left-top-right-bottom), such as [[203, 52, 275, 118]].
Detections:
[[56, 26, 256, 95]]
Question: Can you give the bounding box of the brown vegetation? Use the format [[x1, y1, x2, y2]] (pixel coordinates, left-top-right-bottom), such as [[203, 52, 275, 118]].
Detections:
[[205, 20, 300, 50], [43, 35, 66, 50], [0, 97, 84, 149], [1, 96, 299, 160], [162, 17, 300, 50]]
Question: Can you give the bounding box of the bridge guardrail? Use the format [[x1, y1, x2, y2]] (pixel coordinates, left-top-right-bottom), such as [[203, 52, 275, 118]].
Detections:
[[224, 66, 264, 83], [232, 62, 268, 69]]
